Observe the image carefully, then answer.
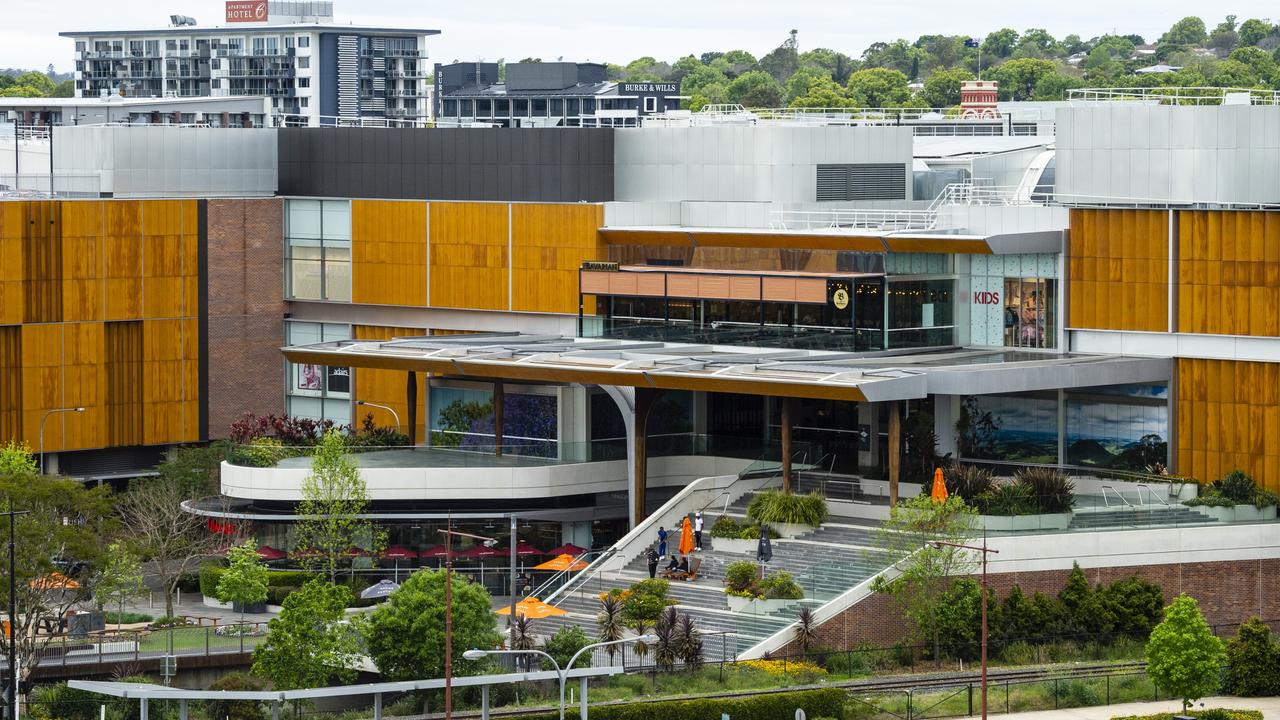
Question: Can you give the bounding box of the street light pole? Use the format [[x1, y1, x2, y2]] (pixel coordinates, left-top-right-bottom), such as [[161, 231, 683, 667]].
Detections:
[[465, 636, 653, 720], [929, 538, 998, 720], [37, 407, 84, 475], [439, 521, 497, 720], [3, 501, 30, 720], [354, 401, 402, 435]]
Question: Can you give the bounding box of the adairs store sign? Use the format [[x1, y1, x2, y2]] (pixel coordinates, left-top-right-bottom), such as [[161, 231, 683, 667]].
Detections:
[[226, 0, 268, 23]]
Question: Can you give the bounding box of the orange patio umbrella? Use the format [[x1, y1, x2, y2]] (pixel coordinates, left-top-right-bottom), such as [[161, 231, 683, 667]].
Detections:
[[930, 467, 949, 503], [533, 554, 588, 572], [496, 597, 566, 619], [678, 516, 695, 555], [29, 572, 80, 590]]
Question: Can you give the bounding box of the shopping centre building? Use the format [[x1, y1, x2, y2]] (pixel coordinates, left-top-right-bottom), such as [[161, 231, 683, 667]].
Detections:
[[1, 90, 1279, 557]]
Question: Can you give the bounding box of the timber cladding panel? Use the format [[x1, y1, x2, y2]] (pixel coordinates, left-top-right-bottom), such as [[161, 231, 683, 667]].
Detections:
[[428, 202, 510, 310], [1177, 358, 1280, 493], [511, 203, 605, 314], [352, 325, 426, 442], [1067, 208, 1168, 332], [0, 198, 203, 453], [351, 200, 428, 306], [1178, 210, 1280, 336]]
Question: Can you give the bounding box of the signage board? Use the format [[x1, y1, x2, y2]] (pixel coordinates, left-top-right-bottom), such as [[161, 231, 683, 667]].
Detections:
[[225, 0, 268, 23], [619, 82, 678, 94]]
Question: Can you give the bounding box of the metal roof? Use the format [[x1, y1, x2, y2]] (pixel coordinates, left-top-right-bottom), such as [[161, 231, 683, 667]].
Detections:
[[59, 24, 439, 37], [280, 334, 1170, 402], [442, 82, 615, 98]]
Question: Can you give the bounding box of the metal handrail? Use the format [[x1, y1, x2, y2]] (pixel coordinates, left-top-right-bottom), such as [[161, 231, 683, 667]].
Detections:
[[1135, 483, 1169, 507], [1100, 485, 1133, 509]]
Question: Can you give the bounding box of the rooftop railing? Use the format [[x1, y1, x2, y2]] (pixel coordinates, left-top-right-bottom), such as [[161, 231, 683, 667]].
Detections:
[[1067, 86, 1280, 105]]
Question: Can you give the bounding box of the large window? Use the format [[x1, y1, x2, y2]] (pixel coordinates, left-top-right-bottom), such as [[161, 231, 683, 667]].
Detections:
[[886, 279, 954, 348], [1065, 384, 1168, 470], [285, 322, 351, 425], [959, 392, 1059, 464], [1004, 278, 1057, 349], [429, 383, 559, 457], [286, 200, 351, 301]]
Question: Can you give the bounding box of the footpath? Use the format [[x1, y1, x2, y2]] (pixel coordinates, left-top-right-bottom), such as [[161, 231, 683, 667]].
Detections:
[[997, 696, 1280, 720]]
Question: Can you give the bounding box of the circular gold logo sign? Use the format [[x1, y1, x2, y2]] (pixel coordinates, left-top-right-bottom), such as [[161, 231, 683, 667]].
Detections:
[[833, 288, 849, 310]]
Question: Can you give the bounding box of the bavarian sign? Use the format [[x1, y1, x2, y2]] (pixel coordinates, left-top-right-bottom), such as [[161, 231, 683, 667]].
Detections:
[[226, 0, 268, 22]]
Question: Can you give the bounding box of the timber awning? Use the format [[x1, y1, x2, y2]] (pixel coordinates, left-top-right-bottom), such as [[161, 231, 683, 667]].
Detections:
[[281, 335, 1171, 402], [282, 334, 927, 402]]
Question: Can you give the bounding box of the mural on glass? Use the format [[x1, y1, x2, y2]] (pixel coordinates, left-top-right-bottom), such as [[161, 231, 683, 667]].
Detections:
[[1065, 384, 1168, 470], [429, 386, 559, 457], [959, 393, 1058, 464]]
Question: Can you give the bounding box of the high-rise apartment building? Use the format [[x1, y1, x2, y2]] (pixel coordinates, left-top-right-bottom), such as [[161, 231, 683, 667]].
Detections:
[[60, 1, 438, 126]]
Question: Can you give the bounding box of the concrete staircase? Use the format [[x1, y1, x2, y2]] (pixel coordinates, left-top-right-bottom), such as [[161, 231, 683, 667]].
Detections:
[[535, 490, 898, 661], [1068, 504, 1217, 530]]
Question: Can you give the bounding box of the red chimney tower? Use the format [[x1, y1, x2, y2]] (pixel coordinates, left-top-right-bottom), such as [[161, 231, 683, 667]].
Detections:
[[960, 80, 999, 118]]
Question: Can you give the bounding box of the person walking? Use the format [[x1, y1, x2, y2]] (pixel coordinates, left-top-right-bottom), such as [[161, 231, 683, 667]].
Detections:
[[693, 511, 704, 551], [645, 547, 659, 579], [656, 526, 668, 558]]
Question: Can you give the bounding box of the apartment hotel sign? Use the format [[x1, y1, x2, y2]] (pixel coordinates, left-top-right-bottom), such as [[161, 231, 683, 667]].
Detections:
[[226, 0, 268, 22]]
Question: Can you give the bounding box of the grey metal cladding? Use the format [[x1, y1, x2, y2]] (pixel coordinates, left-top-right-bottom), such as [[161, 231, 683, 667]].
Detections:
[[277, 127, 615, 201]]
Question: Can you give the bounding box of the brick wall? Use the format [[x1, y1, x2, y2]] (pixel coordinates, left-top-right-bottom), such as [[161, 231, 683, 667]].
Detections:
[[206, 199, 285, 438], [779, 558, 1280, 654]]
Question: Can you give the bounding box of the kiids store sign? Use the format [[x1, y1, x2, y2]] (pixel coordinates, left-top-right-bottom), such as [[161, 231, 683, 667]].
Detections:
[[226, 0, 268, 22]]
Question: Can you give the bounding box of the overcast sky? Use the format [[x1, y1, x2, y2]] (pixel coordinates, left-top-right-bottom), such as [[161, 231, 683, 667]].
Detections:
[[4, 0, 1276, 73]]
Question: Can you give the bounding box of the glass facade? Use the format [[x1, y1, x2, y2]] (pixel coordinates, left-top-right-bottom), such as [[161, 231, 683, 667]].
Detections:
[[429, 383, 559, 457], [286, 199, 351, 302], [886, 279, 954, 348], [285, 321, 351, 424], [959, 383, 1170, 469]]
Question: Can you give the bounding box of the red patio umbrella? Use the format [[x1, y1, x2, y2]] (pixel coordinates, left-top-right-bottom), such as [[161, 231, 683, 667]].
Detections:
[[459, 544, 501, 558], [514, 542, 543, 556], [419, 545, 449, 558], [381, 545, 419, 560], [343, 546, 370, 557], [256, 545, 287, 561], [546, 543, 586, 556]]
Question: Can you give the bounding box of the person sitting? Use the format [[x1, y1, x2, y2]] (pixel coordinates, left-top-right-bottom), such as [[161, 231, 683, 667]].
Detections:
[[684, 555, 702, 581], [677, 556, 689, 573]]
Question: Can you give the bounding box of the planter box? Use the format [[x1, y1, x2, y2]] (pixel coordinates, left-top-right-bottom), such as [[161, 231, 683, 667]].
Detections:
[[726, 594, 754, 612], [233, 601, 268, 614], [1191, 504, 1278, 522], [709, 537, 758, 554], [978, 513, 1072, 531], [724, 595, 802, 614], [770, 522, 816, 539]]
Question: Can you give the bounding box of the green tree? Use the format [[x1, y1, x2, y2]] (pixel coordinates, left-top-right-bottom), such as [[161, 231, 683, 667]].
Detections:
[[982, 29, 1021, 58], [873, 495, 980, 665], [204, 673, 268, 720], [1209, 59, 1258, 87], [680, 65, 729, 108], [0, 471, 115, 689], [921, 68, 973, 108], [1031, 72, 1085, 101], [543, 625, 593, 670], [13, 71, 54, 95], [789, 78, 853, 109], [158, 442, 229, 497], [727, 70, 784, 108], [915, 35, 967, 73], [217, 540, 270, 625], [846, 68, 910, 107], [799, 48, 855, 84], [758, 44, 799, 83], [0, 441, 38, 476], [1238, 19, 1275, 47], [1160, 16, 1209, 52], [51, 80, 74, 98], [1229, 47, 1277, 80], [669, 55, 703, 85], [95, 541, 145, 629], [1223, 617, 1280, 696], [294, 428, 380, 581], [784, 65, 832, 103], [987, 58, 1058, 100], [1084, 36, 1136, 81], [623, 56, 671, 82], [1015, 29, 1060, 59], [862, 39, 923, 77], [1145, 593, 1225, 712], [364, 568, 502, 681], [252, 579, 360, 690]]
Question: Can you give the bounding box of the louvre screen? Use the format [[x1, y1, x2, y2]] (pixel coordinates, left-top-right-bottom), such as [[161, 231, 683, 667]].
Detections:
[[816, 163, 907, 201]]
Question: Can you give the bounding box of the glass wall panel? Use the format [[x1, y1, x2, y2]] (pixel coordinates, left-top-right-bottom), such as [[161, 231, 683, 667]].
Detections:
[[959, 392, 1058, 463], [429, 384, 559, 456], [1065, 384, 1168, 470], [887, 279, 954, 348], [284, 321, 351, 424], [288, 244, 323, 300], [285, 199, 352, 301]]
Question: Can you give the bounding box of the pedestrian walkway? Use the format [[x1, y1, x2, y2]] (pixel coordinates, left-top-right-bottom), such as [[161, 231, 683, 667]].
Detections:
[[998, 696, 1280, 720]]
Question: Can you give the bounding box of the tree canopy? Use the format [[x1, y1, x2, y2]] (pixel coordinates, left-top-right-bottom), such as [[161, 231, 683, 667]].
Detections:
[[1145, 593, 1225, 711], [252, 579, 361, 690]]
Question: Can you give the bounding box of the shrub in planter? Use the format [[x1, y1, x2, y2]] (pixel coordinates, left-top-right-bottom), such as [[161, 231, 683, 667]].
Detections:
[[1014, 467, 1075, 513], [621, 578, 672, 624], [1216, 470, 1257, 505], [976, 482, 1038, 516], [266, 585, 299, 605], [760, 570, 804, 600], [738, 523, 764, 539], [1185, 494, 1235, 508], [940, 464, 995, 501], [1112, 712, 1263, 720], [204, 672, 269, 720], [724, 561, 759, 593], [709, 515, 741, 538], [747, 490, 828, 527]]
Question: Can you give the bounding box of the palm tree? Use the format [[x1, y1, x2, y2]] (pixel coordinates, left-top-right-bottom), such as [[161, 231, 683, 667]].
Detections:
[[597, 595, 625, 663], [794, 606, 818, 657], [631, 619, 651, 666], [676, 613, 703, 670], [654, 607, 680, 670], [510, 615, 537, 671]]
